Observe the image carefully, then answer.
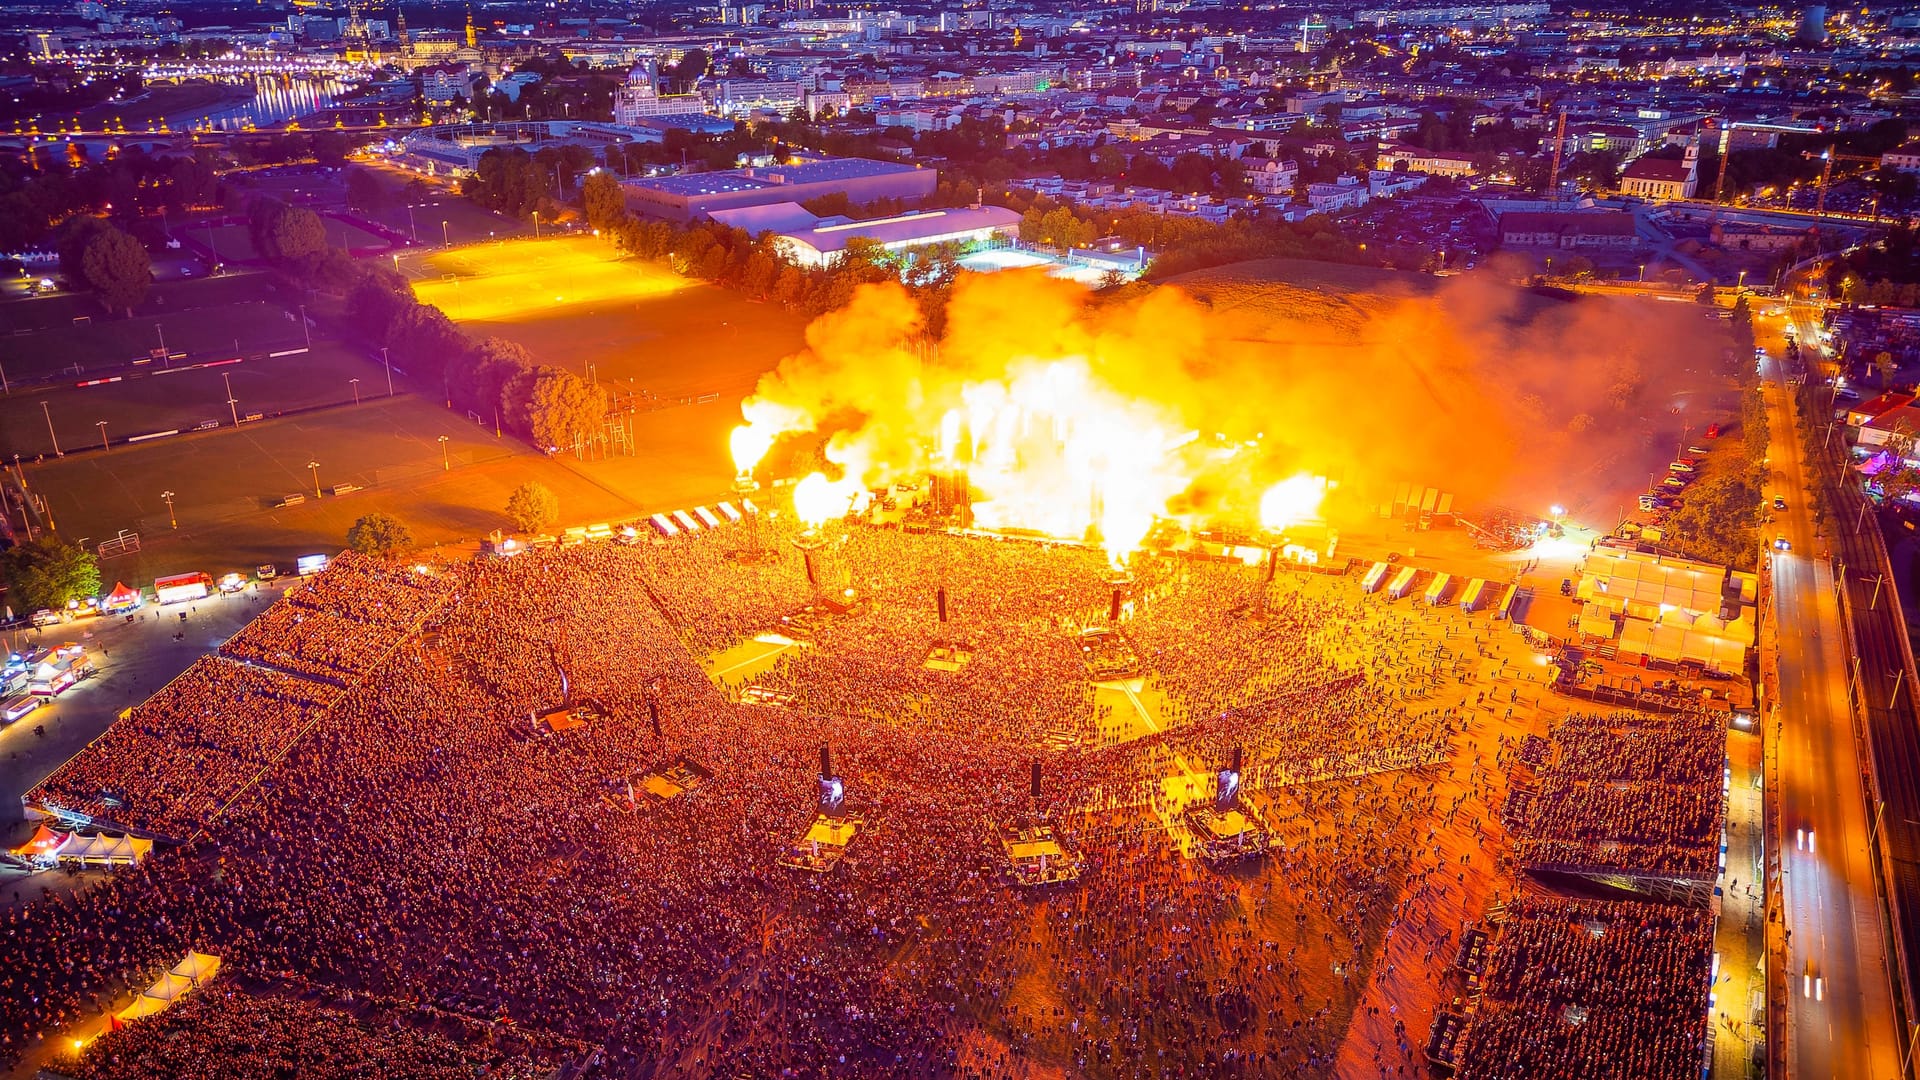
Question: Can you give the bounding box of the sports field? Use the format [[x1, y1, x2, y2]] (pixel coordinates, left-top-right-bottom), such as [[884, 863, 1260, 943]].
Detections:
[[0, 343, 386, 460], [413, 235, 812, 507], [196, 217, 394, 263], [0, 275, 308, 386], [23, 395, 641, 581]]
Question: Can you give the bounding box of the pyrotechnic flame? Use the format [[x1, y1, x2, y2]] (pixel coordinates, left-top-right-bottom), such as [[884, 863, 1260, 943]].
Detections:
[[792, 472, 860, 528], [729, 268, 1722, 573], [729, 425, 772, 475], [1259, 474, 1329, 533], [943, 358, 1191, 569], [730, 400, 813, 475]]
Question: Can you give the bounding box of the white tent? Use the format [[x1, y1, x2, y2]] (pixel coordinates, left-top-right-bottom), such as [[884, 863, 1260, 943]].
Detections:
[[1618, 615, 1749, 672], [54, 833, 152, 867], [170, 952, 222, 984], [1577, 551, 1728, 620], [113, 952, 222, 1025]]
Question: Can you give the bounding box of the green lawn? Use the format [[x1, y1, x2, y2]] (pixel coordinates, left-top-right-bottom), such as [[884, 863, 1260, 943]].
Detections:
[[354, 162, 530, 246], [0, 342, 387, 459], [70, 81, 243, 127]]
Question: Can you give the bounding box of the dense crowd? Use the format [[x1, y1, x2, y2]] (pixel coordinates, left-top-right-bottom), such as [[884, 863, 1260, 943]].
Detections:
[[218, 553, 454, 685], [1508, 710, 1726, 880], [63, 986, 548, 1080], [0, 522, 1713, 1078], [24, 656, 337, 840], [1456, 895, 1714, 1080]]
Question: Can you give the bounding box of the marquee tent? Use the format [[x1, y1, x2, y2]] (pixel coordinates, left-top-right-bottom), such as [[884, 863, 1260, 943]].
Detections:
[[102, 582, 141, 613], [1576, 550, 1729, 620], [5, 823, 69, 868], [54, 832, 152, 867], [112, 952, 222, 1026]]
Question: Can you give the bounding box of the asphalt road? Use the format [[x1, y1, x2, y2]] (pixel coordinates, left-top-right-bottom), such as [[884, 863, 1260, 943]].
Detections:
[[1760, 304, 1904, 1079]]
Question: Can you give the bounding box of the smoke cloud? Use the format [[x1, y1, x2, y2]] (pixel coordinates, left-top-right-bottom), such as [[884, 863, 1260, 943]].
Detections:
[[735, 267, 1729, 548]]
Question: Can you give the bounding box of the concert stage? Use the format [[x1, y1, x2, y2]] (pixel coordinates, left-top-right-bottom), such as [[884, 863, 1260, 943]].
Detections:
[[997, 822, 1085, 886], [778, 814, 863, 873], [1184, 802, 1273, 864]]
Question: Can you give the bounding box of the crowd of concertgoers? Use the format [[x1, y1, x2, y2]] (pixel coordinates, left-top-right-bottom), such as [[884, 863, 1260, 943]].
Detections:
[[1455, 896, 1715, 1080], [63, 986, 548, 1080], [216, 552, 454, 686], [1507, 710, 1726, 881], [24, 656, 337, 841], [0, 519, 1721, 1078]]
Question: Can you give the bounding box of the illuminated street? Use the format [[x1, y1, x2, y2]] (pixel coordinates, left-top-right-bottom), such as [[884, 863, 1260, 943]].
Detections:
[[1759, 305, 1904, 1080]]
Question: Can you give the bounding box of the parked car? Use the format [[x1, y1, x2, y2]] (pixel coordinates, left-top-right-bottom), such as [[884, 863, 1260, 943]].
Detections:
[[256, 564, 278, 581]]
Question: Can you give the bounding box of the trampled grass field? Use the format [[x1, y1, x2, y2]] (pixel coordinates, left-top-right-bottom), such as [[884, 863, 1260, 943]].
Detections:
[[23, 394, 643, 582]]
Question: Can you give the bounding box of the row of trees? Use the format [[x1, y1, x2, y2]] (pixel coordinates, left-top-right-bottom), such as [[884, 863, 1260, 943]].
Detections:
[[341, 266, 610, 451], [1834, 224, 1920, 304], [0, 150, 220, 255]]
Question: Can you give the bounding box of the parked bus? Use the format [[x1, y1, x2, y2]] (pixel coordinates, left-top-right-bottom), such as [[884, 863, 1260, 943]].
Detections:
[[1387, 566, 1419, 600], [1423, 572, 1452, 607]]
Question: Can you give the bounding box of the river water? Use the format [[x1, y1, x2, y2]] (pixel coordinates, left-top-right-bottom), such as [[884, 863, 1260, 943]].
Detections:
[[166, 74, 350, 131]]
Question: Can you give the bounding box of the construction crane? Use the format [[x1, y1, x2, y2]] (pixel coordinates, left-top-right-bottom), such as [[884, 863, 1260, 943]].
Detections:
[[1800, 147, 1882, 217], [1545, 109, 1568, 204], [1707, 118, 1829, 219]]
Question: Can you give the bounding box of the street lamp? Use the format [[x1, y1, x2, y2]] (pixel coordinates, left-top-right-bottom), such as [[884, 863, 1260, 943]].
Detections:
[[532, 210, 540, 239], [160, 489, 176, 529], [438, 434, 450, 470], [349, 377, 360, 404], [222, 371, 239, 426], [38, 400, 59, 456], [308, 459, 321, 498], [95, 420, 108, 452], [381, 347, 394, 396], [1638, 263, 1647, 282], [441, 220, 450, 246]]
